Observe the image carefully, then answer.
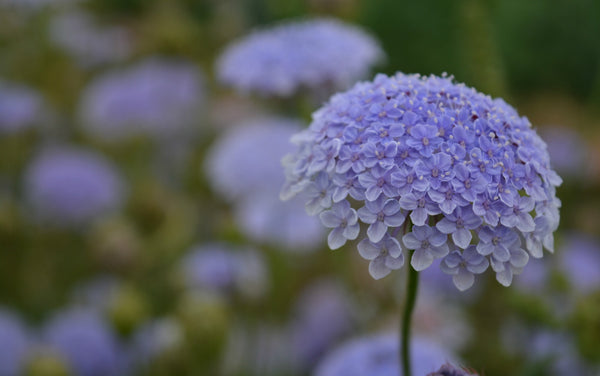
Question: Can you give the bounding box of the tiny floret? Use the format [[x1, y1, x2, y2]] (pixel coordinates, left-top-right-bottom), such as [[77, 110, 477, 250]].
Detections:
[[281, 72, 561, 289]]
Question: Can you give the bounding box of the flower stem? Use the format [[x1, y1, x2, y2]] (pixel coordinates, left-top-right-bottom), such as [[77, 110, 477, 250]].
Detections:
[[401, 259, 419, 376]]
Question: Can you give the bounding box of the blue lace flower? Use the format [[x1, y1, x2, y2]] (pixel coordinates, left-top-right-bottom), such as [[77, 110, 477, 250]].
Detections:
[[217, 18, 383, 97], [205, 118, 324, 250], [79, 57, 204, 141], [24, 147, 124, 227], [43, 309, 125, 376], [314, 334, 456, 376], [0, 81, 44, 134], [282, 72, 562, 289], [0, 310, 30, 376]]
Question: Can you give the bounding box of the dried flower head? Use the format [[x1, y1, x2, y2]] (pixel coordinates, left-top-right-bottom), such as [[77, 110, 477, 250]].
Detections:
[[282, 73, 562, 290]]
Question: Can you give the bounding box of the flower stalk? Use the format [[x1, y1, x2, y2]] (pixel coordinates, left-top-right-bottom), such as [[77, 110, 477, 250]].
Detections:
[[401, 258, 419, 376]]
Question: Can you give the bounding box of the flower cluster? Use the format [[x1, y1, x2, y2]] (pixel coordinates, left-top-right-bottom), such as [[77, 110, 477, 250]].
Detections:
[[49, 10, 133, 68], [314, 334, 455, 376], [25, 147, 124, 226], [0, 310, 30, 376], [282, 73, 562, 290], [43, 309, 125, 376], [0, 81, 44, 134], [205, 118, 323, 250], [217, 18, 383, 97], [79, 57, 204, 141]]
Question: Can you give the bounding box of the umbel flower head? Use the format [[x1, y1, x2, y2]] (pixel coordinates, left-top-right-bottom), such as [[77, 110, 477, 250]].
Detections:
[[217, 18, 383, 97], [281, 73, 562, 290]]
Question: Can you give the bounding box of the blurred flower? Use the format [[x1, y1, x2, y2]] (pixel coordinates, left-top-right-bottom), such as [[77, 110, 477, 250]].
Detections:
[[79, 57, 204, 141], [513, 256, 550, 293], [0, 309, 31, 376], [539, 126, 587, 179], [206, 118, 304, 200], [49, 10, 133, 68], [282, 73, 562, 289], [217, 18, 383, 97], [289, 279, 354, 370], [180, 243, 268, 300], [42, 309, 125, 376], [502, 325, 592, 376], [314, 334, 456, 376], [0, 81, 44, 134], [234, 194, 324, 251], [205, 118, 324, 250], [559, 233, 600, 294], [24, 147, 124, 227]]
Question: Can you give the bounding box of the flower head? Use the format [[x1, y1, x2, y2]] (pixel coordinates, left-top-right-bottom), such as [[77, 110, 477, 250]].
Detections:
[[24, 147, 124, 227], [314, 334, 455, 376], [0, 81, 44, 134], [282, 73, 561, 289], [217, 18, 383, 97], [79, 57, 204, 141], [0, 309, 30, 376], [43, 309, 125, 376], [206, 118, 324, 250]]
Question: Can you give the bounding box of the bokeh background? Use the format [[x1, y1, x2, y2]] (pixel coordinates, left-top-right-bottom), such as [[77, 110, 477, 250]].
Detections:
[[1, 0, 599, 375]]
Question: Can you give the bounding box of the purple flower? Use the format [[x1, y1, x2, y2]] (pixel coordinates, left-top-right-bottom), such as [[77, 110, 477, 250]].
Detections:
[[407, 124, 443, 157], [414, 153, 454, 190], [43, 309, 125, 376], [0, 81, 44, 134], [217, 18, 383, 97], [0, 310, 30, 376], [49, 11, 133, 68], [282, 72, 561, 289], [358, 234, 405, 279], [235, 194, 324, 251], [358, 165, 399, 201], [399, 191, 442, 226], [436, 206, 482, 249], [79, 57, 204, 141], [357, 197, 406, 243], [441, 247, 489, 291], [559, 233, 600, 294], [403, 225, 450, 271], [24, 147, 124, 227], [320, 200, 360, 249], [206, 118, 304, 200], [289, 280, 354, 369], [314, 334, 456, 376], [427, 364, 477, 376]]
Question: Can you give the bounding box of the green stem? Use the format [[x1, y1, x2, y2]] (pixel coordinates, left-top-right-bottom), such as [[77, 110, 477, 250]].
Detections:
[[401, 258, 419, 376]]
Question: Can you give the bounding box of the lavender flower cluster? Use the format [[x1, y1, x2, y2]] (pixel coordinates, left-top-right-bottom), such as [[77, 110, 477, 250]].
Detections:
[[217, 18, 383, 97], [282, 73, 562, 290]]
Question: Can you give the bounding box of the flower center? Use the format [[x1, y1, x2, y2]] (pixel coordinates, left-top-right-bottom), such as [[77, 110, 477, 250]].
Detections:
[[376, 150, 385, 160], [377, 212, 385, 222], [492, 236, 500, 245], [431, 168, 439, 178], [421, 240, 430, 249], [456, 218, 464, 228], [407, 175, 414, 184], [377, 178, 385, 187], [379, 129, 388, 138], [422, 137, 429, 146], [464, 179, 471, 189], [445, 190, 454, 200]]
